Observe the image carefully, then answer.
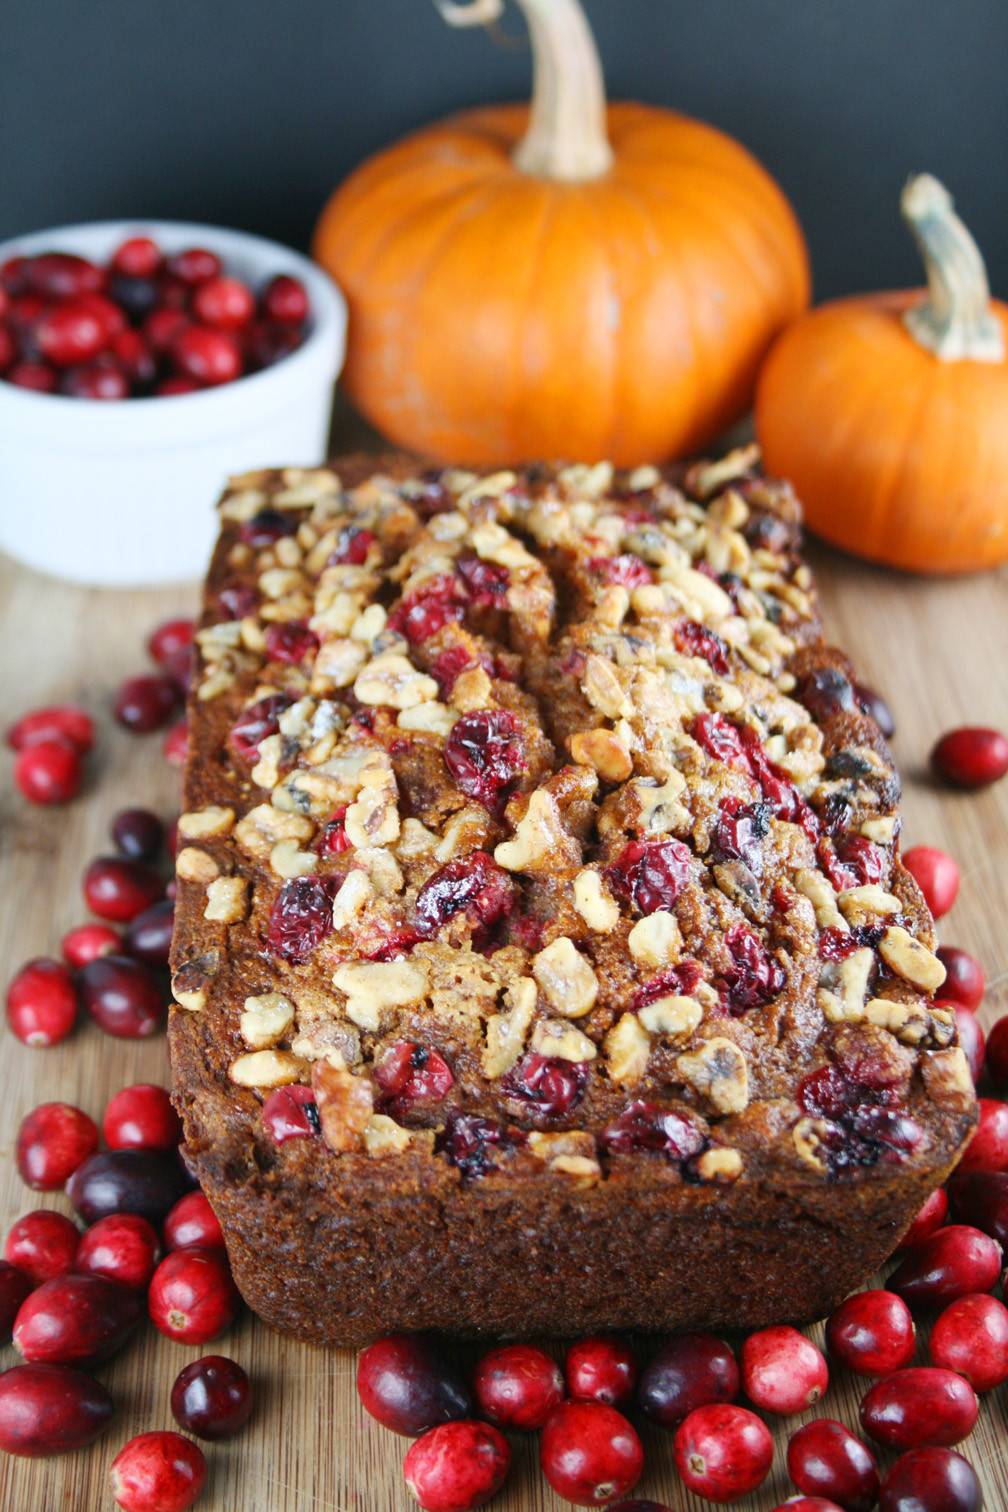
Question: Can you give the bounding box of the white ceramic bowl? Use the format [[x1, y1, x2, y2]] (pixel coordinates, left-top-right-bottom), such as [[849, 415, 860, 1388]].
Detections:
[[0, 220, 347, 586]]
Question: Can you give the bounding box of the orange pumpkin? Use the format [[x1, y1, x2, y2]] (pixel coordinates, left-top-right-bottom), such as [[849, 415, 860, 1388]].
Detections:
[[755, 174, 1008, 573], [312, 0, 809, 467]]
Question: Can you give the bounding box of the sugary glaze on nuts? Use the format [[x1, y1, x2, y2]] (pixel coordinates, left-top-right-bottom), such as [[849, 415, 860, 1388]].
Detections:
[[169, 451, 977, 1343]]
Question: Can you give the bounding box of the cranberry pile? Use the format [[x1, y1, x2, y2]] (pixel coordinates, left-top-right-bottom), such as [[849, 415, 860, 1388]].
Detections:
[[0, 238, 310, 399]]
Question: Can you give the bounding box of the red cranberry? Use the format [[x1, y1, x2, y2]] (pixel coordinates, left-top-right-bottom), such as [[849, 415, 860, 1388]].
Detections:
[[4, 1210, 80, 1284], [148, 616, 194, 664], [114, 673, 179, 732], [109, 326, 156, 387], [825, 1290, 916, 1377], [499, 1052, 588, 1119], [243, 317, 301, 369], [952, 1007, 985, 1084], [82, 857, 163, 922], [929, 1292, 1008, 1392], [172, 323, 242, 385], [770, 1501, 845, 1512], [167, 246, 221, 283], [859, 1368, 978, 1449], [14, 738, 82, 803], [472, 1344, 564, 1431], [13, 1273, 143, 1365], [946, 1170, 1008, 1247], [171, 1355, 252, 1440], [15, 1102, 98, 1190], [7, 358, 58, 391], [902, 845, 960, 918], [111, 806, 165, 861], [228, 693, 290, 757], [404, 1419, 510, 1512], [79, 954, 165, 1038], [261, 1084, 321, 1143], [740, 1325, 828, 1414], [0, 323, 13, 373], [163, 717, 190, 767], [267, 874, 340, 963], [144, 305, 190, 354], [5, 957, 79, 1046], [879, 1447, 982, 1512], [110, 1431, 207, 1512], [388, 574, 467, 643], [162, 1192, 224, 1253], [60, 357, 130, 400], [148, 1246, 239, 1343], [66, 1149, 192, 1228], [786, 1419, 880, 1512], [260, 273, 309, 325], [673, 1402, 774, 1502], [374, 1041, 454, 1111], [0, 1363, 114, 1457], [888, 1224, 1003, 1309], [23, 252, 103, 299], [0, 1263, 33, 1343], [565, 1336, 637, 1410], [936, 947, 985, 1009], [606, 838, 693, 915], [720, 920, 786, 1013], [62, 922, 120, 968], [856, 682, 896, 735], [540, 1401, 643, 1506], [263, 620, 319, 664], [638, 1332, 739, 1426], [111, 236, 162, 278], [103, 1083, 181, 1152], [599, 1101, 705, 1162], [192, 275, 254, 329], [931, 726, 1008, 788], [357, 1334, 472, 1436], [444, 710, 526, 814], [986, 1013, 1008, 1088], [75, 1213, 161, 1290], [34, 302, 107, 367], [77, 289, 126, 340], [155, 374, 200, 396], [895, 1186, 949, 1251], [124, 898, 175, 969], [959, 1099, 1008, 1174], [414, 853, 514, 948]]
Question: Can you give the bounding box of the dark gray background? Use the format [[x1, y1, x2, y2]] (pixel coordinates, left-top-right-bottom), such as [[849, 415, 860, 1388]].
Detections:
[[2, 1, 1006, 301]]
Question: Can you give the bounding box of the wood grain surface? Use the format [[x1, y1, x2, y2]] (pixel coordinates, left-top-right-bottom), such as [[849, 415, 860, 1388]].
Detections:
[[1, 464, 1006, 1512]]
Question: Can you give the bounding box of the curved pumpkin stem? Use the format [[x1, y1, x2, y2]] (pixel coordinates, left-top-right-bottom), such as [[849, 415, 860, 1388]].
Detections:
[[432, 0, 614, 181], [900, 173, 1004, 362]]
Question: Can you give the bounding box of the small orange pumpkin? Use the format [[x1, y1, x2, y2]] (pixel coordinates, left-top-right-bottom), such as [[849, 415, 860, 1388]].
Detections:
[[755, 174, 1008, 573], [313, 0, 809, 467]]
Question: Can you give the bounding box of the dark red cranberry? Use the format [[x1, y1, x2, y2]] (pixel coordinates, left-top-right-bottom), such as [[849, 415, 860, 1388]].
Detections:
[[958, 1098, 1008, 1174], [102, 1083, 181, 1152], [599, 1101, 705, 1162], [388, 574, 468, 643], [0, 1364, 114, 1458], [14, 738, 82, 803], [856, 682, 896, 735], [148, 1246, 239, 1344], [261, 1084, 321, 1143], [740, 1325, 828, 1414], [931, 726, 1008, 788], [986, 1014, 1008, 1088], [172, 322, 242, 384], [111, 236, 162, 278], [632, 961, 703, 1011], [148, 616, 195, 665], [7, 704, 93, 753], [5, 957, 79, 1046], [690, 711, 751, 767], [455, 554, 511, 607], [192, 275, 255, 329], [0, 255, 30, 294], [171, 1355, 252, 1441], [0, 323, 14, 373], [243, 317, 301, 369], [414, 853, 514, 948], [111, 807, 165, 861], [606, 838, 693, 915], [825, 1290, 916, 1377], [443, 710, 526, 814], [143, 303, 190, 354], [786, 1419, 879, 1512], [796, 666, 858, 720], [328, 525, 373, 565], [75, 1213, 161, 1290], [953, 1007, 986, 1085], [0, 1263, 33, 1344], [357, 1333, 473, 1436], [879, 1447, 982, 1512], [109, 271, 161, 323], [6, 358, 58, 391], [260, 273, 309, 325], [673, 1403, 773, 1502], [859, 1368, 978, 1449], [797, 1066, 923, 1175], [109, 328, 157, 390], [638, 1332, 739, 1427], [238, 508, 295, 547], [66, 1149, 192, 1228], [888, 1224, 1003, 1309], [79, 954, 165, 1038], [263, 620, 319, 664], [163, 718, 190, 767], [114, 673, 179, 732], [15, 1102, 98, 1190], [60, 357, 130, 400], [109, 1431, 207, 1512], [267, 874, 340, 963], [374, 1041, 454, 1112], [895, 1186, 949, 1251], [228, 693, 291, 759], [936, 947, 985, 1010], [929, 1292, 1008, 1392], [565, 1336, 637, 1410], [439, 1111, 522, 1179], [162, 1192, 224, 1253], [5, 1210, 80, 1285], [500, 1053, 588, 1119], [405, 1419, 510, 1511], [167, 245, 222, 283], [33, 301, 107, 367], [472, 1344, 564, 1431], [720, 921, 786, 1013], [155, 374, 200, 396], [25, 252, 104, 299], [836, 835, 887, 886], [713, 798, 770, 875], [124, 899, 175, 969], [13, 1273, 143, 1365], [316, 806, 351, 855], [673, 620, 731, 673], [540, 1401, 643, 1506], [588, 553, 654, 589]]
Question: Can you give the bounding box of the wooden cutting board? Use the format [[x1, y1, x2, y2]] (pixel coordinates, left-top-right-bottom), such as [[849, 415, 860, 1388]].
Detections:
[[1, 461, 1006, 1512]]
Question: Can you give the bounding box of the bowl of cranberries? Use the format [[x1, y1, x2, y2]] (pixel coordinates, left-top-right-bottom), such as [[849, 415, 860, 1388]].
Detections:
[[0, 220, 346, 586]]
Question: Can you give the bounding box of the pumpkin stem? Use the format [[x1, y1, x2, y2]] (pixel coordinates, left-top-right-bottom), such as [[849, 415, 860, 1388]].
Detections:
[[433, 0, 614, 181], [900, 173, 1004, 362]]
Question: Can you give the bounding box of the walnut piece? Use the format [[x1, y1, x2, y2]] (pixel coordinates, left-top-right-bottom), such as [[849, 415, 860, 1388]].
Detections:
[[627, 911, 683, 969], [604, 1013, 650, 1085], [177, 806, 235, 839], [531, 938, 598, 1019], [203, 877, 249, 924], [572, 869, 619, 933], [229, 1049, 305, 1088], [495, 790, 580, 873], [676, 1037, 749, 1114], [312, 1061, 374, 1153], [240, 993, 296, 1050], [878, 927, 946, 992], [175, 848, 221, 883], [332, 960, 428, 1031]]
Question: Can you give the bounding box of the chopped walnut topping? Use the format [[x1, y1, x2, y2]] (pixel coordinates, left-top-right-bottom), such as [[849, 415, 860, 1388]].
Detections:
[[362, 1113, 414, 1155], [350, 604, 387, 643], [861, 816, 898, 843], [581, 654, 633, 720], [637, 995, 704, 1037], [175, 848, 221, 883], [532, 938, 598, 1019], [483, 977, 537, 1079], [630, 773, 690, 836], [694, 1147, 744, 1182], [676, 1037, 749, 1114], [793, 1116, 829, 1172], [269, 839, 318, 880], [332, 959, 428, 1031], [354, 653, 438, 710], [572, 869, 619, 933], [203, 876, 249, 924], [229, 1049, 305, 1088], [251, 733, 284, 790], [399, 703, 459, 737], [878, 927, 946, 993], [177, 806, 235, 840], [528, 1131, 601, 1183], [240, 993, 296, 1049], [312, 1061, 374, 1153], [344, 759, 400, 849], [331, 870, 374, 929], [530, 1018, 597, 1063], [312, 638, 368, 689], [570, 728, 633, 783], [604, 1013, 651, 1085], [450, 666, 493, 713], [171, 954, 218, 1012], [197, 665, 235, 702], [921, 1048, 974, 1102], [795, 870, 847, 932], [838, 886, 903, 927], [234, 805, 315, 859], [627, 911, 683, 969], [495, 790, 580, 873]]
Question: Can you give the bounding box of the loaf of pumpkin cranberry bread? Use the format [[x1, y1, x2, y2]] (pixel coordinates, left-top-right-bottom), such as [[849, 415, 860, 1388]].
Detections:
[[169, 448, 977, 1348]]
